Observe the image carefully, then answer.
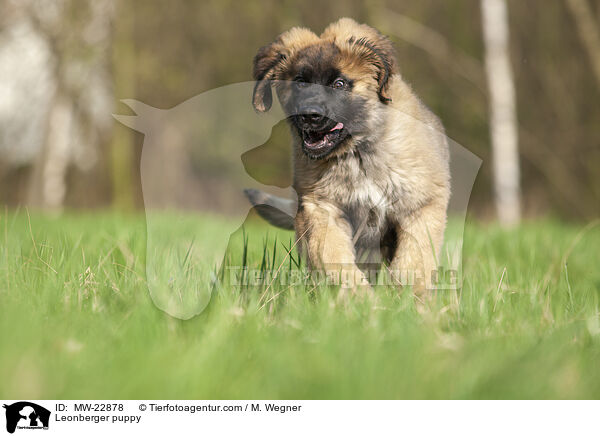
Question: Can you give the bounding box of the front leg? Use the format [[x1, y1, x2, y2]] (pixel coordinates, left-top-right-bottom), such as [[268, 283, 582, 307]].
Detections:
[[295, 200, 369, 290], [390, 200, 447, 296]]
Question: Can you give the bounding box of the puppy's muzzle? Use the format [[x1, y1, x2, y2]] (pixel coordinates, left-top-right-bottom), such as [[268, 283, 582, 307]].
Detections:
[[298, 106, 326, 129]]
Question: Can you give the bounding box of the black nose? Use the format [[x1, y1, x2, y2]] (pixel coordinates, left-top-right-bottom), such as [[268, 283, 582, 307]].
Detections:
[[299, 106, 324, 126]]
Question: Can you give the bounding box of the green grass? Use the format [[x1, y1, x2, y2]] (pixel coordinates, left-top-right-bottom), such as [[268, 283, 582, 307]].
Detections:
[[0, 210, 599, 399]]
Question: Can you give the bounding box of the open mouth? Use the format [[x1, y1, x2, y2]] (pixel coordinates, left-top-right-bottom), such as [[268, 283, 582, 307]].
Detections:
[[301, 122, 345, 157]]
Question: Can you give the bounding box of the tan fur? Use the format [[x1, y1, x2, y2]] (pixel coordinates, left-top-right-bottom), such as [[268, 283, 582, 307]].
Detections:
[[252, 18, 450, 294]]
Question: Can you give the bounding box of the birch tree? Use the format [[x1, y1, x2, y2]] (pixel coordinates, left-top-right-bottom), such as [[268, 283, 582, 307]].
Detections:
[[481, 0, 521, 226], [0, 1, 114, 210]]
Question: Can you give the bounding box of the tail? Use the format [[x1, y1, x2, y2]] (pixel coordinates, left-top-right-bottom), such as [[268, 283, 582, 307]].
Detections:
[[244, 189, 296, 230]]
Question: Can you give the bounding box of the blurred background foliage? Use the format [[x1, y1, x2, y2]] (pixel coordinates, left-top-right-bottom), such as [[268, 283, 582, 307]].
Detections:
[[0, 0, 598, 220]]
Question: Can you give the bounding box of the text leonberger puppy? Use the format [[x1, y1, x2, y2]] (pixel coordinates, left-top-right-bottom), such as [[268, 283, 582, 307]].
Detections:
[[245, 18, 450, 293]]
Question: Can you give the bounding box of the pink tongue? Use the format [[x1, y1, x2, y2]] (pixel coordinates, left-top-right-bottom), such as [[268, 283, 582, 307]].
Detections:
[[329, 122, 344, 132]]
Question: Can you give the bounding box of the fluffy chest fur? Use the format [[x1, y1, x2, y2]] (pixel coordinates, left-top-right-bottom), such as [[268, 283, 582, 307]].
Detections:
[[321, 152, 391, 214], [295, 149, 403, 250], [299, 144, 427, 216]]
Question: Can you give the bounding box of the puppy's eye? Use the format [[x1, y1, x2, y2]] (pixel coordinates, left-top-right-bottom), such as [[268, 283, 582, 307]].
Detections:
[[332, 78, 346, 89]]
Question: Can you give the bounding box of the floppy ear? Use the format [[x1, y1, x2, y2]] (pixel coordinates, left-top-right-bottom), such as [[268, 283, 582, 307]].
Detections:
[[325, 19, 397, 103], [351, 35, 397, 103], [253, 28, 320, 112], [252, 40, 287, 112]]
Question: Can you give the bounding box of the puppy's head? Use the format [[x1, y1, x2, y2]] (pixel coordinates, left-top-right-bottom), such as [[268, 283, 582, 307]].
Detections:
[[252, 18, 397, 160]]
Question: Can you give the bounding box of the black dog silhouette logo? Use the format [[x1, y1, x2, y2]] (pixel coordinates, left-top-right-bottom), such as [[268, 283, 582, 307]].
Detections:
[[3, 402, 50, 433]]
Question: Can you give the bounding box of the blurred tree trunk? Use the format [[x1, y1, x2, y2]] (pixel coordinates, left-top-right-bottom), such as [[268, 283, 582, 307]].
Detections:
[[565, 0, 600, 88], [110, 0, 136, 210], [23, 0, 114, 211], [481, 0, 521, 226], [0, 10, 56, 208], [27, 90, 73, 209]]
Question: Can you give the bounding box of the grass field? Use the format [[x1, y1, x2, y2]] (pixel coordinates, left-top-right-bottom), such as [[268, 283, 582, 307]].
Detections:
[[0, 210, 599, 399]]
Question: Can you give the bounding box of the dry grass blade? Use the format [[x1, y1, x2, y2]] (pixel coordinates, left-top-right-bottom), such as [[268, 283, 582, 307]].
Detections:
[[26, 208, 57, 274], [493, 267, 507, 312], [258, 225, 311, 306]]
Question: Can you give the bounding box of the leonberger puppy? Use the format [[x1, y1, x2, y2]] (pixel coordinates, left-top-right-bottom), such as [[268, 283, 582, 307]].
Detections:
[[245, 18, 450, 294]]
